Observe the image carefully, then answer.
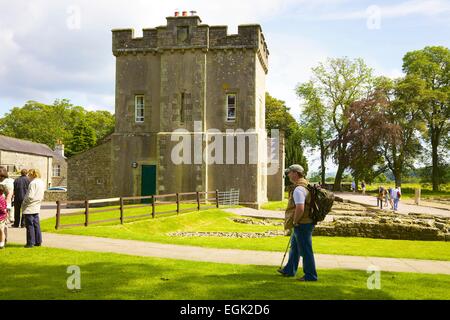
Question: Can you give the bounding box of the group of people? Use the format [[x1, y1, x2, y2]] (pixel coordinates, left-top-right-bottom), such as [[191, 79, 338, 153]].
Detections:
[[377, 185, 402, 211], [0, 167, 45, 249], [351, 181, 366, 194]]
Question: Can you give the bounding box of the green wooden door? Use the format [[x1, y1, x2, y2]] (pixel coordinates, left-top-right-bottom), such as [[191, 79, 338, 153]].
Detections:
[[141, 165, 156, 203]]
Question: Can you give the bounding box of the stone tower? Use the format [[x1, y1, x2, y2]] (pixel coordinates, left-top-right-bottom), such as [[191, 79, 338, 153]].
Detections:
[[68, 14, 283, 208]]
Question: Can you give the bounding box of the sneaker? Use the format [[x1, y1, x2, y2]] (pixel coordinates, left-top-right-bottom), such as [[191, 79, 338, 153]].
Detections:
[[277, 268, 293, 277], [297, 276, 317, 282]]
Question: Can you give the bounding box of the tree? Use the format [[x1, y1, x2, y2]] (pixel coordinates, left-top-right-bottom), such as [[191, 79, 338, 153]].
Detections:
[[402, 46, 450, 191], [265, 92, 298, 138], [66, 119, 97, 157], [343, 87, 395, 186], [300, 57, 374, 190], [0, 100, 75, 149], [296, 81, 333, 185], [380, 76, 424, 187], [0, 99, 115, 156], [86, 110, 115, 142], [265, 92, 308, 182]]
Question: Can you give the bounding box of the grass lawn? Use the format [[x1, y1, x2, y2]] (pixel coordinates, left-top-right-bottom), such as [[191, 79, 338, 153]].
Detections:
[[261, 200, 288, 211], [1, 245, 449, 300], [40, 209, 450, 261]]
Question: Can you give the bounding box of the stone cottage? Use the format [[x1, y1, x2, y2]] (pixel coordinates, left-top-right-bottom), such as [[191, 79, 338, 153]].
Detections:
[[68, 13, 284, 208], [0, 135, 67, 187]]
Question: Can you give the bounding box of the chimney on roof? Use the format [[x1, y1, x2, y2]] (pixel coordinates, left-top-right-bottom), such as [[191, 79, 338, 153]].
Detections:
[[182, 11, 188, 16], [55, 140, 65, 158], [190, 10, 197, 16], [174, 11, 180, 17]]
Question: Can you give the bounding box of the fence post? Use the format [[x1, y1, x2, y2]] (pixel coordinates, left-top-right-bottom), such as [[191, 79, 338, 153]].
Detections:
[[152, 195, 155, 218], [196, 191, 200, 211], [176, 193, 180, 214], [84, 200, 89, 227], [216, 189, 219, 208], [120, 197, 124, 224], [55, 200, 61, 230], [415, 188, 421, 205]]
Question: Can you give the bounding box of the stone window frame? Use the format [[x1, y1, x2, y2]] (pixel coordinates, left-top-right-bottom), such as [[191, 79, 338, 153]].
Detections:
[[52, 164, 61, 177], [135, 95, 145, 123], [225, 93, 237, 123]]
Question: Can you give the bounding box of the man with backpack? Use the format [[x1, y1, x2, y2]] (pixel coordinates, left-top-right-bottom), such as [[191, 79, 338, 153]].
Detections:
[[277, 164, 318, 282]]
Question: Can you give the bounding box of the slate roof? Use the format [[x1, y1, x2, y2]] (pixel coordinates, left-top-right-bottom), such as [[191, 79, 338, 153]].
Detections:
[[0, 135, 56, 158]]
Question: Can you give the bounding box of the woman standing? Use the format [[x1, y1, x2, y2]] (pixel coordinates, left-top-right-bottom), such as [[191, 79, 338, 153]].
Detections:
[[22, 169, 45, 248]]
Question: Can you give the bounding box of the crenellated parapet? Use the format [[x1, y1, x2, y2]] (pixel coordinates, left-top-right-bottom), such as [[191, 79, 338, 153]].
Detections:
[[112, 15, 269, 72]]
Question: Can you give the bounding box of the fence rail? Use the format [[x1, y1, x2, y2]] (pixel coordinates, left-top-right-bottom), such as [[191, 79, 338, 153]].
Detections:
[[55, 190, 221, 230]]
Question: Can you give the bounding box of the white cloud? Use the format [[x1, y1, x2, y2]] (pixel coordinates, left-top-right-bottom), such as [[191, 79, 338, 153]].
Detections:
[[0, 0, 304, 115], [266, 32, 328, 120], [317, 0, 450, 21]]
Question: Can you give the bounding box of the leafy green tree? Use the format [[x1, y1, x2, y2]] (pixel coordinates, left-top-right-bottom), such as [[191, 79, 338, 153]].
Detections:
[[0, 99, 115, 157], [66, 119, 97, 157], [284, 128, 309, 185], [402, 46, 450, 191], [300, 57, 374, 190], [265, 92, 298, 138], [0, 100, 75, 149], [86, 110, 115, 142], [265, 92, 308, 185], [296, 81, 333, 185], [378, 76, 425, 187]]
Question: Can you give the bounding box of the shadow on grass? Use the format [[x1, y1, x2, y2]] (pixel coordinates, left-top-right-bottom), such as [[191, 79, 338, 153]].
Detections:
[[0, 244, 399, 300]]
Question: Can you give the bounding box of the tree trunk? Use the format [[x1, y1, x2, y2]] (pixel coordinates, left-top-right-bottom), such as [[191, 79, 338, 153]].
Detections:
[[431, 135, 439, 192], [320, 140, 326, 186], [333, 163, 345, 191], [394, 172, 402, 187]]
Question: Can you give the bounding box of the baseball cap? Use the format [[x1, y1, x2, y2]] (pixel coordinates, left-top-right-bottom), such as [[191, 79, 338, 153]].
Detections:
[[284, 164, 305, 176]]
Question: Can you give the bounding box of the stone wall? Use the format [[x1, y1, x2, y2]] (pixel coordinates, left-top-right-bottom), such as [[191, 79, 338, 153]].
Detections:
[[44, 190, 67, 202], [51, 157, 67, 187], [314, 202, 450, 241], [68, 140, 112, 201]]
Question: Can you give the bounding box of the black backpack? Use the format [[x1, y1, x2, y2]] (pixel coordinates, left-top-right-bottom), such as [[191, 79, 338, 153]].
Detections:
[[306, 185, 335, 225]]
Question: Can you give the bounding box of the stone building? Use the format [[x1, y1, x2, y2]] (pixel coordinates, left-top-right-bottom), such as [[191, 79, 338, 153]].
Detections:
[[51, 141, 68, 187], [0, 135, 67, 187], [68, 13, 284, 207]]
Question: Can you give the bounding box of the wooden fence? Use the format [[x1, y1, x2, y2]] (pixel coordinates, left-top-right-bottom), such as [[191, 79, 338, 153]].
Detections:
[[55, 190, 219, 230]]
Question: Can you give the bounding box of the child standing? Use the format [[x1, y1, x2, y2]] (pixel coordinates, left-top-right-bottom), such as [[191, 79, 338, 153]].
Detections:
[[0, 184, 8, 249]]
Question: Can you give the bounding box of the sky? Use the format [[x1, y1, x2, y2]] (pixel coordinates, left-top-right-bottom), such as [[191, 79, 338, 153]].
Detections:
[[0, 0, 449, 172]]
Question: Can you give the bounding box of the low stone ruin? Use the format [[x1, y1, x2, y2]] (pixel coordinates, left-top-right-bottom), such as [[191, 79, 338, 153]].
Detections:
[[167, 202, 450, 241], [313, 202, 450, 241]]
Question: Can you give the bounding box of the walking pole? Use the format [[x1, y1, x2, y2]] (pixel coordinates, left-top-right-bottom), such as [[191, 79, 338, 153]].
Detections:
[[280, 229, 294, 269]]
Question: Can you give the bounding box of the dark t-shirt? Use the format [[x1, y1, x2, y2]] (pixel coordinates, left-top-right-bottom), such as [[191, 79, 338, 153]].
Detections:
[[14, 176, 30, 202]]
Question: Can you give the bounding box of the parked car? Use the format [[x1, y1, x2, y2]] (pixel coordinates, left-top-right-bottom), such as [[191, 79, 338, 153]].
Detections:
[[48, 186, 67, 191]]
